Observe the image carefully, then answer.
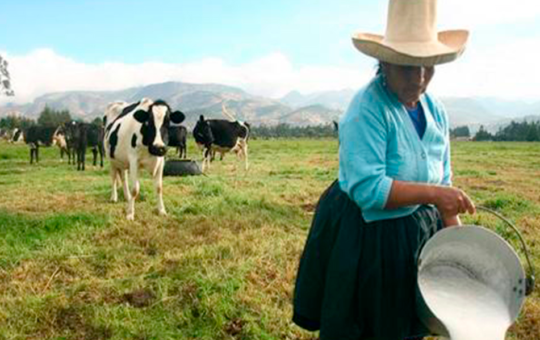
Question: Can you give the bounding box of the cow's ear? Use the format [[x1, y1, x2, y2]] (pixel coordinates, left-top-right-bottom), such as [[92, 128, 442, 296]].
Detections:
[[171, 110, 185, 124], [133, 110, 149, 123]]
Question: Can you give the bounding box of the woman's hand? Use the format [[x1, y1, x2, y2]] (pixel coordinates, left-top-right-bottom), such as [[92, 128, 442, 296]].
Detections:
[[442, 214, 461, 228], [386, 181, 475, 226], [432, 186, 475, 220]]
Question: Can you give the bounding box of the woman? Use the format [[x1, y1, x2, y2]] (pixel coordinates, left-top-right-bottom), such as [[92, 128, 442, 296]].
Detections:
[[293, 0, 475, 339]]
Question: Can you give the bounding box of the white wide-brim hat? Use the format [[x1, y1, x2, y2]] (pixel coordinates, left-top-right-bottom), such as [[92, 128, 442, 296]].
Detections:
[[352, 0, 469, 67]]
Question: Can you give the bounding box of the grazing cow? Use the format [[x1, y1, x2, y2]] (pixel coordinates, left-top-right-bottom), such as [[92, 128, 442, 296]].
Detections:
[[168, 125, 187, 158], [193, 115, 250, 171], [24, 125, 57, 163], [104, 98, 185, 220]]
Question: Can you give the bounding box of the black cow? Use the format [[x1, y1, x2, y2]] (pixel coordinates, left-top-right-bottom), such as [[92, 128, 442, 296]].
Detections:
[[73, 122, 88, 171], [103, 98, 185, 220], [193, 115, 250, 171], [168, 125, 187, 159], [56, 121, 105, 170], [80, 123, 105, 170], [24, 125, 57, 164]]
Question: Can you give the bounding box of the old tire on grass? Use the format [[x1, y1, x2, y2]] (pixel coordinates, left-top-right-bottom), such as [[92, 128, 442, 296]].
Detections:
[[163, 159, 202, 176]]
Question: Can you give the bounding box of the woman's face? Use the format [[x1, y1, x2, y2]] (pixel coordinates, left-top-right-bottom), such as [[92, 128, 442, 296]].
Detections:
[[382, 63, 435, 109]]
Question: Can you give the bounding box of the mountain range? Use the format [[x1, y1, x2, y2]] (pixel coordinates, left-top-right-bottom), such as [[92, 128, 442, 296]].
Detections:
[[1, 81, 539, 131]]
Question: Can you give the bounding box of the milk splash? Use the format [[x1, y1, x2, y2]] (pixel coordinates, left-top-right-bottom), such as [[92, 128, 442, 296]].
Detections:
[[419, 263, 512, 340]]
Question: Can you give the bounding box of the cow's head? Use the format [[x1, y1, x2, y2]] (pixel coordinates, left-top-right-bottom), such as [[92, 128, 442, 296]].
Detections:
[[193, 115, 214, 147], [134, 100, 185, 156], [62, 121, 79, 144]]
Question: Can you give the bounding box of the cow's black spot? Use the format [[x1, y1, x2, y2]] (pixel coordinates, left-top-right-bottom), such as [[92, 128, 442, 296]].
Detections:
[[109, 124, 121, 158], [133, 110, 149, 123], [106, 120, 114, 133], [170, 110, 185, 124], [122, 101, 141, 116], [140, 123, 155, 147], [106, 101, 141, 133], [131, 133, 137, 148], [13, 129, 22, 141]]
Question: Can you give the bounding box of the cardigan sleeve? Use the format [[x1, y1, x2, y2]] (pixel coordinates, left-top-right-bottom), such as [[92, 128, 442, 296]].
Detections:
[[338, 101, 394, 211]]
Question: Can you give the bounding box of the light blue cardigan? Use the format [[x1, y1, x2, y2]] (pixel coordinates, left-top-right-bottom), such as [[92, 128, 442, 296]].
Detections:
[[338, 74, 452, 223]]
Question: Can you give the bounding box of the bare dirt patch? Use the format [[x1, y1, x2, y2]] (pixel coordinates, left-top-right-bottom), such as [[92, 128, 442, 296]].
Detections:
[[122, 288, 156, 308]]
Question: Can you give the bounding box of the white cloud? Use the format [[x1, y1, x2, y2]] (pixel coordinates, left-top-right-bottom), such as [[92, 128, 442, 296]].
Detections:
[[439, 0, 540, 29], [0, 49, 367, 105], [431, 36, 540, 99], [1, 38, 540, 107]]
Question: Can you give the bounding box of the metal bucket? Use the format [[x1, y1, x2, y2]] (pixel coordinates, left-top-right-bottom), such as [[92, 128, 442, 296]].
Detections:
[[417, 207, 535, 338]]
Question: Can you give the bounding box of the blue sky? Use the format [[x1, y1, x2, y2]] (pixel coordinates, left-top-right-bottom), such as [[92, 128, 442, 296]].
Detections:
[[2, 0, 380, 65], [2, 0, 540, 104]]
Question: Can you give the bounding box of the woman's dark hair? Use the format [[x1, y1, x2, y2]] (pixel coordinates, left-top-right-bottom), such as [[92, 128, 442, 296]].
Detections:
[[376, 61, 383, 75]]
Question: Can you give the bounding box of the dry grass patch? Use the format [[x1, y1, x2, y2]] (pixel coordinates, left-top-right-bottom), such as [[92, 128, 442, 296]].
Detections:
[[0, 140, 539, 339]]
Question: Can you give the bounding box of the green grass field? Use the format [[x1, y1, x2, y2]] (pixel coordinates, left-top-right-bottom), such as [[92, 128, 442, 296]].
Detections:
[[0, 139, 538, 340]]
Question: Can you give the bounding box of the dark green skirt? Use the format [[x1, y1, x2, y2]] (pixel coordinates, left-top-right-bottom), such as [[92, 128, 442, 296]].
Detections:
[[293, 181, 443, 340]]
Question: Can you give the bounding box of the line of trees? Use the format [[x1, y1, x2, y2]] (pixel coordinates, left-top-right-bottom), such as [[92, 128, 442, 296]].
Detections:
[[473, 121, 540, 142], [450, 125, 471, 139], [451, 121, 540, 142], [0, 106, 73, 130], [0, 114, 34, 130]]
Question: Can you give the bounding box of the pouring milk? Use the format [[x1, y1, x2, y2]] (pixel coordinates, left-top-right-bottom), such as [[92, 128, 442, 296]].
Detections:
[[419, 262, 512, 340]]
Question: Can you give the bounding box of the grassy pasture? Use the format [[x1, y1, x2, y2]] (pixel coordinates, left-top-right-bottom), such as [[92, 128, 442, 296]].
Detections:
[[0, 139, 538, 340]]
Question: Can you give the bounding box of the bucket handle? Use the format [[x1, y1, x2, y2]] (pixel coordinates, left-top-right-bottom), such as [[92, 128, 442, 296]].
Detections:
[[476, 206, 536, 296]]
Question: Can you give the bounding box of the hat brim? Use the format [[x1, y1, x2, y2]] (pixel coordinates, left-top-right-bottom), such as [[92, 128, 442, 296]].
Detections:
[[352, 30, 469, 66]]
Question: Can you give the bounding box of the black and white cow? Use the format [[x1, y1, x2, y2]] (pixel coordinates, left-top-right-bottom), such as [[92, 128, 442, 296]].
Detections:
[[24, 125, 58, 163], [10, 128, 25, 144], [168, 125, 187, 159], [192, 115, 250, 171], [104, 98, 185, 220]]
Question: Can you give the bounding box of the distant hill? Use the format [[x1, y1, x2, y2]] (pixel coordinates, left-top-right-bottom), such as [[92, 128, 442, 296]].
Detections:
[[440, 97, 505, 127], [441, 97, 540, 128], [0, 82, 305, 127], [280, 89, 356, 111], [278, 104, 341, 127], [2, 81, 539, 129], [279, 89, 540, 129]]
